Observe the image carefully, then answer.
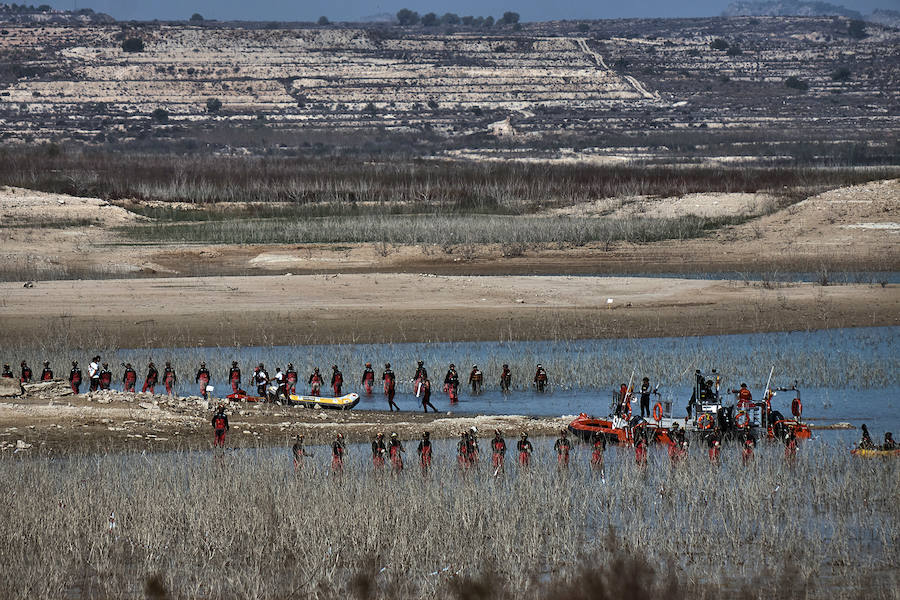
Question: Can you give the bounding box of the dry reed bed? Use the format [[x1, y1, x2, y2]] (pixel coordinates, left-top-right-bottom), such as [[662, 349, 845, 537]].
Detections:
[[0, 441, 896, 599], [4, 328, 897, 391]]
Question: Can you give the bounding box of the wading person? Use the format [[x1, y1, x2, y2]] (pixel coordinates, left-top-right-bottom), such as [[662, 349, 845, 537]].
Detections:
[[457, 432, 470, 470], [533, 364, 548, 393], [591, 431, 606, 471], [99, 363, 112, 390], [467, 427, 479, 466], [554, 430, 572, 468], [331, 433, 346, 474], [122, 363, 137, 393], [308, 367, 323, 397], [444, 363, 459, 403], [468, 364, 483, 394], [499, 364, 511, 393], [229, 361, 242, 395], [19, 360, 32, 384], [196, 362, 211, 399], [372, 432, 387, 470], [413, 360, 428, 391], [142, 362, 158, 394], [292, 434, 308, 471], [639, 377, 651, 419], [859, 424, 875, 450], [784, 430, 798, 463], [491, 429, 507, 474], [211, 403, 229, 448], [163, 361, 176, 396], [331, 365, 343, 396], [517, 432, 533, 467], [285, 363, 298, 397], [88, 356, 101, 392], [417, 432, 433, 474], [420, 377, 438, 413], [68, 361, 82, 393], [741, 431, 756, 464], [382, 363, 399, 411], [389, 432, 405, 473], [635, 430, 648, 467], [40, 361, 53, 381], [882, 432, 896, 450], [707, 429, 721, 463], [361, 362, 375, 394]]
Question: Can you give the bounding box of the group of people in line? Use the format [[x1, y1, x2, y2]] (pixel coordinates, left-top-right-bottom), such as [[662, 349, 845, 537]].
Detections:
[[3, 359, 552, 410]]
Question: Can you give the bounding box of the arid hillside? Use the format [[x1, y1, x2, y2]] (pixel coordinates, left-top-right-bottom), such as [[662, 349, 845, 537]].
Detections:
[[1, 16, 897, 161]]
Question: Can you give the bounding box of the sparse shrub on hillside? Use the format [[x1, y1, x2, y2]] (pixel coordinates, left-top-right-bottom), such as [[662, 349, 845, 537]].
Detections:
[[396, 8, 419, 26], [441, 13, 460, 25], [785, 76, 809, 91], [484, 15, 494, 27], [151, 108, 169, 123], [831, 66, 851, 81], [500, 11, 520, 25], [422, 12, 438, 26], [578, 23, 590, 32], [205, 97, 222, 113], [317, 15, 329, 25], [847, 19, 867, 39], [121, 37, 144, 53], [427, 99, 439, 110], [709, 38, 729, 51], [462, 15, 474, 26], [363, 101, 376, 115], [189, 13, 203, 22], [726, 45, 743, 56]]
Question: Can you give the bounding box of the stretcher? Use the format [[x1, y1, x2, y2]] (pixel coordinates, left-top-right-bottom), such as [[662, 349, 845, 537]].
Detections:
[[288, 393, 360, 410]]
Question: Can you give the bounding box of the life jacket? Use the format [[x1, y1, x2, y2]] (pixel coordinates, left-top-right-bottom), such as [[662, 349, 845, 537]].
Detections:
[[99, 370, 112, 386], [163, 368, 175, 382], [389, 442, 402, 459], [229, 368, 241, 382], [556, 439, 571, 456], [310, 372, 322, 385], [146, 368, 158, 383], [383, 370, 395, 388], [492, 438, 506, 454], [332, 371, 343, 385], [21, 367, 32, 382], [419, 441, 432, 460], [286, 370, 298, 383], [124, 369, 136, 383], [41, 368, 53, 381], [332, 441, 345, 458], [362, 368, 374, 382], [70, 368, 82, 383], [197, 369, 210, 382], [372, 440, 386, 458], [470, 369, 483, 382], [212, 415, 228, 430], [536, 369, 547, 382]]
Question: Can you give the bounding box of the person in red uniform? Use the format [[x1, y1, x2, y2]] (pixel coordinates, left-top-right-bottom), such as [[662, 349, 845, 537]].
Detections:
[[40, 361, 53, 381], [122, 363, 137, 393], [211, 404, 229, 448], [491, 429, 507, 473], [466, 427, 479, 466], [533, 364, 548, 392], [142, 362, 158, 394], [443, 364, 460, 403], [331, 365, 343, 396], [420, 378, 438, 413], [98, 363, 112, 390], [331, 433, 346, 474], [308, 367, 323, 396], [741, 431, 756, 464], [361, 362, 375, 394], [413, 360, 427, 388], [500, 364, 511, 393], [382, 363, 398, 411], [163, 361, 176, 396], [457, 432, 470, 470], [228, 361, 242, 395], [389, 432, 405, 473], [285, 363, 298, 397], [635, 430, 648, 467], [707, 430, 721, 463], [417, 432, 433, 474], [20, 361, 32, 384], [196, 362, 211, 399], [517, 432, 533, 466], [68, 361, 82, 393], [372, 432, 387, 470], [735, 383, 753, 410], [784, 430, 798, 463], [554, 430, 572, 468], [591, 431, 606, 471], [291, 434, 309, 471]]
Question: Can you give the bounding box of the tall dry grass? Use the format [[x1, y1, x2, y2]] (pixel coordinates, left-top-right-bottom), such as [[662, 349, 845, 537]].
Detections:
[[0, 440, 896, 599]]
